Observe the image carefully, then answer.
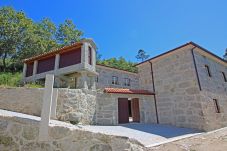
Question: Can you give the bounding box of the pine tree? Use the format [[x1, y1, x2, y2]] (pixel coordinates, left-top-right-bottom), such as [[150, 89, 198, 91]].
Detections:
[[136, 49, 150, 62]]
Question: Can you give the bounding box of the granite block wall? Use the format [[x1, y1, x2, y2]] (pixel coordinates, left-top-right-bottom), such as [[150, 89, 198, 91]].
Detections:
[[194, 49, 227, 130], [96, 65, 139, 89], [96, 92, 156, 125], [137, 45, 205, 130]]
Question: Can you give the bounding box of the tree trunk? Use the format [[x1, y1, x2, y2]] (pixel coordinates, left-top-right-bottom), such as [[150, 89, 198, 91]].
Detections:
[[2, 52, 7, 72]]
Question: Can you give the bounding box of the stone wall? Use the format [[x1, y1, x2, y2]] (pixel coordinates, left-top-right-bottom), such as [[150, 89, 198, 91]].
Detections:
[[0, 88, 97, 125], [96, 92, 156, 125], [0, 112, 144, 151], [137, 45, 205, 130], [56, 89, 97, 124], [0, 87, 43, 116], [194, 49, 227, 130], [96, 65, 139, 89]]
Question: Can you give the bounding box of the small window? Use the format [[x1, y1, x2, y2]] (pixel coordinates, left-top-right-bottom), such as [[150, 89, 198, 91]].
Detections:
[[205, 65, 212, 77], [213, 99, 220, 113], [88, 46, 92, 65], [96, 76, 98, 83], [222, 72, 227, 82], [112, 76, 118, 85], [124, 78, 130, 86]]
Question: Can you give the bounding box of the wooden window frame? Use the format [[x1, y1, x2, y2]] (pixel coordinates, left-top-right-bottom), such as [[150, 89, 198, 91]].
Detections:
[[222, 72, 227, 82], [205, 65, 212, 77], [112, 76, 118, 85], [124, 78, 130, 86], [213, 99, 220, 113]]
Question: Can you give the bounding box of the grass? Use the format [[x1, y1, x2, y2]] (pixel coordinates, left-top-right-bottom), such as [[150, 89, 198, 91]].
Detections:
[[0, 72, 22, 87], [0, 72, 43, 88]]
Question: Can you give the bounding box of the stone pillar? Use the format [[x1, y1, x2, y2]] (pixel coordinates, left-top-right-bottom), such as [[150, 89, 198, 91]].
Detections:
[[22, 63, 27, 80], [33, 60, 38, 75], [92, 47, 96, 70], [81, 43, 87, 66], [51, 88, 58, 119], [77, 71, 88, 89], [39, 74, 54, 141], [54, 54, 60, 72], [91, 76, 96, 90]]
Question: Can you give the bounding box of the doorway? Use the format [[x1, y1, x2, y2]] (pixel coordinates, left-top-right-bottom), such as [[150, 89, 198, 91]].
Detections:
[[118, 98, 140, 124]]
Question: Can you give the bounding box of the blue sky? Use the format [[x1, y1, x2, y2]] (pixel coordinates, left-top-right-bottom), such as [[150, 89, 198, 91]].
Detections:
[[1, 0, 227, 62]]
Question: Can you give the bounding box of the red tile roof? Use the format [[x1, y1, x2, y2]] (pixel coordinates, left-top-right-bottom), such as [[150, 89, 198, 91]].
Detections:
[[104, 88, 154, 95], [23, 42, 83, 63]]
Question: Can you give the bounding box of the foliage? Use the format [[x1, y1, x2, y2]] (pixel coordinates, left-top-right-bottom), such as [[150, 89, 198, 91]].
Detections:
[[0, 6, 83, 72], [0, 72, 21, 87], [24, 83, 44, 88], [0, 72, 43, 87], [0, 6, 138, 74], [56, 19, 83, 46], [135, 49, 150, 62], [97, 57, 138, 73]]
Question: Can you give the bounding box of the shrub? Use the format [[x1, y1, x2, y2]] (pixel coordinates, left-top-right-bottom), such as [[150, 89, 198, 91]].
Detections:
[[0, 72, 21, 87]]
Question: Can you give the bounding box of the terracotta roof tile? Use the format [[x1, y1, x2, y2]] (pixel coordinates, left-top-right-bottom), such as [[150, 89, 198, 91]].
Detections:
[[104, 88, 154, 95], [23, 42, 83, 63]]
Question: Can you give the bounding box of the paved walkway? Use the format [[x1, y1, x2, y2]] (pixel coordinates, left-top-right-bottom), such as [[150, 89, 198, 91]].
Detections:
[[0, 109, 202, 147], [82, 123, 202, 147]]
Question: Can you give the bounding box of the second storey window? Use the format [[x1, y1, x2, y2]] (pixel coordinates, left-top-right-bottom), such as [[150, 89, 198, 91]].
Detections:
[[205, 65, 212, 77], [124, 78, 130, 86], [222, 72, 227, 82], [112, 76, 118, 85]]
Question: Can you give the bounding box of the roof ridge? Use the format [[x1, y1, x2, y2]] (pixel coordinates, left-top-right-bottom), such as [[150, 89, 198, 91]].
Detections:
[[136, 41, 227, 66]]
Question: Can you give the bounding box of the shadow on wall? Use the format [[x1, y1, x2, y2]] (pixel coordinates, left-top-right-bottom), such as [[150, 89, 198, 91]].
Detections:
[[121, 123, 202, 138]]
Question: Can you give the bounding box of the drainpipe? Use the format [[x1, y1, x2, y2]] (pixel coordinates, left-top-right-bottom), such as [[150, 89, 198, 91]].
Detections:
[[191, 46, 202, 91], [149, 61, 159, 124]]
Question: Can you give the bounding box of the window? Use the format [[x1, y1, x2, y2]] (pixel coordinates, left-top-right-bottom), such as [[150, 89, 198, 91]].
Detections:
[[213, 99, 220, 113], [222, 72, 227, 82], [88, 46, 92, 65], [96, 76, 99, 83], [112, 76, 118, 85], [205, 65, 212, 77], [124, 78, 130, 86]]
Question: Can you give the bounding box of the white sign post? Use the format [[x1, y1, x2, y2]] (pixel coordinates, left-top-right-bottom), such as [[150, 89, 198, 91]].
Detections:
[[39, 74, 54, 141]]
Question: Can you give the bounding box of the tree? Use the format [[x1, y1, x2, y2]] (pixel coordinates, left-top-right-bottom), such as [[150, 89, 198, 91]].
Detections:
[[135, 49, 150, 62], [97, 57, 138, 73], [96, 51, 102, 63], [56, 19, 83, 46], [0, 7, 32, 71], [0, 6, 83, 72], [224, 48, 227, 61]]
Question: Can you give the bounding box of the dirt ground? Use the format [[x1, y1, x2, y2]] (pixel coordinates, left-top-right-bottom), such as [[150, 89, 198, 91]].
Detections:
[[147, 127, 227, 151]]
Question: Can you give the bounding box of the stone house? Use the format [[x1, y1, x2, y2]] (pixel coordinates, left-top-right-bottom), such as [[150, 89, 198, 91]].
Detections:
[[22, 39, 227, 131]]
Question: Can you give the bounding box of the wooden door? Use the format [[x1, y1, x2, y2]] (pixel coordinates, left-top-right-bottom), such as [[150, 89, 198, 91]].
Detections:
[[131, 98, 140, 122], [118, 98, 129, 124]]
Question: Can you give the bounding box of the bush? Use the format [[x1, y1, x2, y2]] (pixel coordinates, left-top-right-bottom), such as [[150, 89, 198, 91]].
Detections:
[[0, 72, 43, 88], [0, 72, 22, 87]]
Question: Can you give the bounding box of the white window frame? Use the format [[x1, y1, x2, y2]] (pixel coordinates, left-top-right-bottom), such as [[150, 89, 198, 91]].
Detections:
[[112, 76, 118, 85], [124, 78, 130, 86]]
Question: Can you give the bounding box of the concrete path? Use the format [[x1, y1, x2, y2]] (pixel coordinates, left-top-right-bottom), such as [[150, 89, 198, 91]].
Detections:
[[82, 123, 202, 147], [0, 109, 202, 147]]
